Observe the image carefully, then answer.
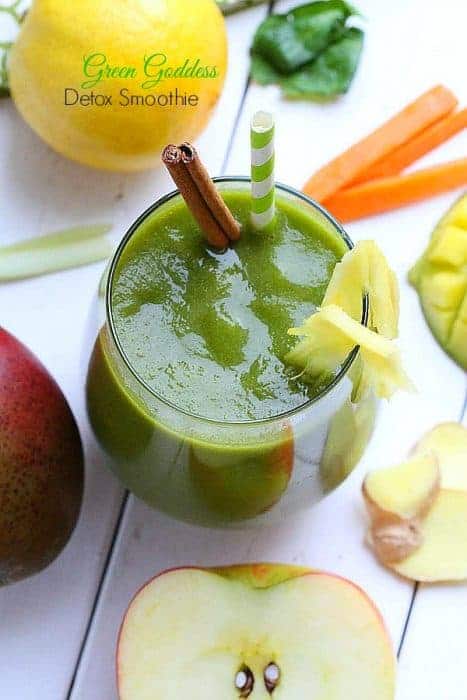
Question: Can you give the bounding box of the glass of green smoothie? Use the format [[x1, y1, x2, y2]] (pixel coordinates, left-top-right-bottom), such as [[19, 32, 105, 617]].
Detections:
[[86, 178, 375, 527]]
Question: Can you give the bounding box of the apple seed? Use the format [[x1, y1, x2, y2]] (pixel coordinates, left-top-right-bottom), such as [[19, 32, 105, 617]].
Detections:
[[264, 662, 280, 692], [235, 667, 254, 697]]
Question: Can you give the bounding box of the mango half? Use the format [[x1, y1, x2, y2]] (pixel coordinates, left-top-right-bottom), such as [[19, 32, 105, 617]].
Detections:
[[409, 194, 467, 370]]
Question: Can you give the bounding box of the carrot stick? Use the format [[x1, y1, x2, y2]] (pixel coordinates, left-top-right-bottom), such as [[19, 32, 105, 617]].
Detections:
[[303, 85, 458, 202], [323, 159, 467, 222], [352, 108, 467, 185]]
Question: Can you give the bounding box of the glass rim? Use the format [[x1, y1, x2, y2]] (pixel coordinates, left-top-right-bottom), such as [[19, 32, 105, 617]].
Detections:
[[106, 176, 367, 427]]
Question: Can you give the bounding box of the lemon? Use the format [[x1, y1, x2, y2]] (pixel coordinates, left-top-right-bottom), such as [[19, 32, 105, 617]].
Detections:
[[409, 194, 467, 370], [9, 0, 227, 171]]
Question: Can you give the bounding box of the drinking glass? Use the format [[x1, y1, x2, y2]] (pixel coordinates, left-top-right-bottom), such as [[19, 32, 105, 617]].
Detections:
[[86, 178, 375, 527]]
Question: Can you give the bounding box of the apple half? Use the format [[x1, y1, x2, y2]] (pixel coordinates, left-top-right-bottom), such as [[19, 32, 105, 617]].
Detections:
[[117, 563, 396, 699]]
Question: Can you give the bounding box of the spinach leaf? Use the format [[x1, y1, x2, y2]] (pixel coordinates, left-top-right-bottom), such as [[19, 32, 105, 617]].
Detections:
[[250, 0, 364, 100], [282, 27, 364, 98]]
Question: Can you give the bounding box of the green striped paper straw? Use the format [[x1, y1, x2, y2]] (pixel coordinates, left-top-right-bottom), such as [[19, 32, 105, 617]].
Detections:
[[251, 111, 275, 230]]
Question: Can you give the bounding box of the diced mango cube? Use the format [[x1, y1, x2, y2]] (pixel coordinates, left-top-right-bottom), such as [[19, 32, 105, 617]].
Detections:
[[445, 195, 467, 229], [421, 271, 466, 310], [428, 225, 467, 267]]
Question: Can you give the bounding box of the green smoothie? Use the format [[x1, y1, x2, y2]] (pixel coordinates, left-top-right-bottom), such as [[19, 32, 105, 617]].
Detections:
[[110, 189, 347, 421], [87, 182, 364, 525]]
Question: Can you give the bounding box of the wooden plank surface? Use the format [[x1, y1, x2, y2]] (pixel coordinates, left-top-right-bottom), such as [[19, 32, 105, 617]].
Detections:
[[0, 5, 267, 698], [0, 1, 466, 699], [397, 410, 467, 700]]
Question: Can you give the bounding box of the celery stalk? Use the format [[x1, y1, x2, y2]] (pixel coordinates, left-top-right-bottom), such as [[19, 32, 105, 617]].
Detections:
[[0, 235, 113, 281], [2, 224, 112, 253]]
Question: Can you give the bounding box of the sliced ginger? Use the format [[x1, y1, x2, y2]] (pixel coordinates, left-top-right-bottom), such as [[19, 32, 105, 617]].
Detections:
[[412, 422, 467, 491], [364, 455, 440, 521], [287, 304, 411, 400], [364, 422, 467, 582], [363, 455, 440, 563], [393, 490, 467, 582]]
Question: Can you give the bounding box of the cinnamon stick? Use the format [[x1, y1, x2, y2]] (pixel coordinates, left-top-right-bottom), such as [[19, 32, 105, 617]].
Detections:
[[180, 143, 241, 242], [162, 143, 240, 250]]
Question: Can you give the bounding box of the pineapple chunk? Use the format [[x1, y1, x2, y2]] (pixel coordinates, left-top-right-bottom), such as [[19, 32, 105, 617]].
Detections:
[[323, 240, 399, 338], [287, 305, 412, 400], [288, 241, 407, 401]]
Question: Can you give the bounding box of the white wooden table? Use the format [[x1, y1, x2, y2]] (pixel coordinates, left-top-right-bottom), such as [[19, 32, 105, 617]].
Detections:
[[1, 1, 466, 698]]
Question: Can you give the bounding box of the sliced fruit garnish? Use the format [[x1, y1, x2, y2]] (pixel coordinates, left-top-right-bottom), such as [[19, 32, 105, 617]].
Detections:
[[287, 240, 407, 402], [287, 304, 412, 399], [323, 240, 399, 339], [392, 490, 467, 582], [363, 455, 440, 563], [411, 422, 467, 491], [409, 193, 467, 370], [117, 564, 396, 699]]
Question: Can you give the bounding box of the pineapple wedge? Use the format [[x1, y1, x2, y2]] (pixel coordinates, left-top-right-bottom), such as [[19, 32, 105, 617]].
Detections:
[[287, 241, 409, 401], [323, 240, 399, 339], [287, 305, 411, 400]]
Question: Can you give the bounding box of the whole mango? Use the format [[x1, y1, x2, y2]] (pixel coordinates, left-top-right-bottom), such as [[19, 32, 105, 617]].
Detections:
[[0, 328, 84, 585]]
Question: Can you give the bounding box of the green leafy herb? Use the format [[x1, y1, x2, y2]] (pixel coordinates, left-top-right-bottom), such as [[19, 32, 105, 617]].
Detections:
[[0, 0, 23, 23], [0, 224, 113, 281], [250, 0, 364, 100], [281, 27, 364, 98], [216, 0, 269, 15], [0, 1, 26, 97], [0, 41, 11, 97]]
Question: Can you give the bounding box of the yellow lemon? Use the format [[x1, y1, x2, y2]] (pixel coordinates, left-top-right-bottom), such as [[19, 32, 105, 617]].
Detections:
[[9, 0, 227, 171]]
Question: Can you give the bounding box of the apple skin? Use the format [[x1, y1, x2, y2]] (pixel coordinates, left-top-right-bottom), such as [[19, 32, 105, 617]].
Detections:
[[210, 562, 311, 589], [0, 328, 84, 585], [119, 561, 388, 617], [189, 425, 294, 521], [117, 562, 395, 699]]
